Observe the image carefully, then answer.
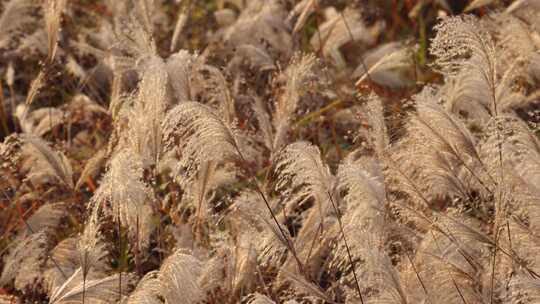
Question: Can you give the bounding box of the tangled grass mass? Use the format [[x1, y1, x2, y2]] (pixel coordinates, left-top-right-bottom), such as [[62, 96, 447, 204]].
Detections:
[[2, 0, 540, 303]]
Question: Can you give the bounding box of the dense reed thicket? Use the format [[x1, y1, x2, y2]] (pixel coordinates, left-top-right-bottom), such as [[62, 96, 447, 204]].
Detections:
[[1, 0, 540, 303]]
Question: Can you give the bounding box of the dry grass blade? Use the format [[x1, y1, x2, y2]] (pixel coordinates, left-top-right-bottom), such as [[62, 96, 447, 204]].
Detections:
[[289, 0, 317, 35], [464, 0, 495, 12], [505, 0, 532, 13], [355, 46, 414, 86], [170, 7, 188, 52]]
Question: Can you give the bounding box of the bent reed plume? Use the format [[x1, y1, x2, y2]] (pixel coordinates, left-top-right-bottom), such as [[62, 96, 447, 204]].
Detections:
[[2, 0, 540, 303]]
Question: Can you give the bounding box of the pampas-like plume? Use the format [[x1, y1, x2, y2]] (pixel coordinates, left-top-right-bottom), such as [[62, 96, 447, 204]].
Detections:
[[126, 58, 169, 167], [197, 251, 227, 296], [338, 158, 386, 219], [273, 141, 334, 213], [273, 142, 368, 300], [165, 50, 198, 102], [362, 236, 408, 304], [44, 238, 81, 294], [126, 271, 161, 304], [272, 143, 336, 280], [430, 15, 528, 115], [278, 204, 334, 281], [0, 232, 47, 290], [405, 88, 494, 198], [245, 293, 276, 304], [184, 161, 235, 234], [161, 101, 297, 272], [25, 70, 46, 106], [230, 191, 290, 267], [20, 134, 74, 189], [113, 12, 157, 69], [335, 158, 399, 303], [78, 205, 108, 280], [282, 271, 335, 303], [434, 15, 530, 118], [1, 203, 69, 292], [411, 217, 487, 304], [158, 249, 204, 304], [361, 93, 390, 156], [91, 149, 154, 248], [162, 101, 238, 185], [49, 268, 132, 304], [412, 89, 482, 163], [273, 53, 318, 151], [52, 186, 115, 304], [430, 15, 496, 77], [229, 234, 257, 296], [193, 65, 236, 124], [44, 0, 66, 63], [44, 216, 108, 297], [129, 249, 236, 303]]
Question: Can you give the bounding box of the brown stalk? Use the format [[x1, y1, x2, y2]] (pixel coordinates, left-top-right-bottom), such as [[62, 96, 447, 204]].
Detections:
[[0, 82, 9, 136], [117, 205, 122, 302], [81, 250, 88, 304], [135, 215, 141, 275], [490, 227, 499, 304]]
